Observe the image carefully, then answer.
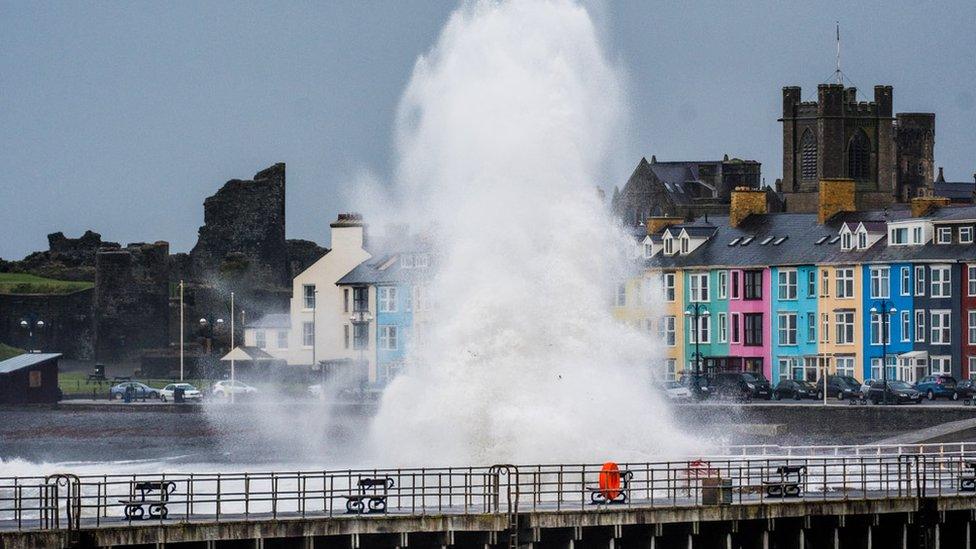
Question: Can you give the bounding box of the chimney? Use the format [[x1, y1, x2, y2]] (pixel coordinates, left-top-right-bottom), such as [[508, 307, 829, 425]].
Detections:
[[729, 186, 767, 228], [911, 196, 950, 217], [818, 178, 856, 224], [645, 216, 684, 236], [936, 167, 945, 183], [650, 155, 657, 164], [330, 212, 366, 250]]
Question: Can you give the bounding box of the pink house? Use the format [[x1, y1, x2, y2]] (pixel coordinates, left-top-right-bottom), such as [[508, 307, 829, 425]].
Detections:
[[727, 267, 772, 379]]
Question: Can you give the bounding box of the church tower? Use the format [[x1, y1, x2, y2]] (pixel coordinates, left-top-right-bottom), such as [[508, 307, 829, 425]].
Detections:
[[895, 113, 936, 200]]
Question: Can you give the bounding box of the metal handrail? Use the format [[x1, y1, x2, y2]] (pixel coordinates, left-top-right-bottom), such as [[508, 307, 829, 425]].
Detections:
[[1, 454, 972, 533]]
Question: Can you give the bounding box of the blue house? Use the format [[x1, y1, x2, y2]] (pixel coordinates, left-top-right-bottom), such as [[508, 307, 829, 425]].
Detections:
[[861, 263, 914, 382], [770, 265, 820, 381]]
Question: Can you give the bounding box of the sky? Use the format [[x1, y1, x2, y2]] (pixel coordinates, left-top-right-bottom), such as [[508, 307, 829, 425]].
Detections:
[[1, 1, 973, 259]]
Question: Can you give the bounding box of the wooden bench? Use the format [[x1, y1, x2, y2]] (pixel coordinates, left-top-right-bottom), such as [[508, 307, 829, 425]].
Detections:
[[587, 470, 633, 504], [119, 481, 176, 520], [959, 462, 976, 492], [763, 465, 806, 498], [344, 477, 394, 514]]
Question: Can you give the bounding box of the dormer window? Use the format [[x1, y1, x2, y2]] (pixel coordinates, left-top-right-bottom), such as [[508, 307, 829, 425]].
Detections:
[[891, 227, 908, 245], [841, 232, 853, 250], [401, 254, 415, 268], [643, 243, 653, 258], [663, 235, 674, 255], [937, 227, 952, 244], [912, 227, 923, 244], [857, 231, 867, 249], [680, 237, 689, 254]]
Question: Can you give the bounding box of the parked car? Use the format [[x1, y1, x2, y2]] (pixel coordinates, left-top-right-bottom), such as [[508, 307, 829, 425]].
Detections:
[[109, 381, 158, 400], [915, 375, 958, 400], [660, 381, 692, 401], [772, 379, 817, 400], [955, 379, 976, 401], [159, 383, 203, 402], [212, 380, 258, 398], [711, 372, 771, 401], [815, 375, 863, 400], [678, 374, 711, 400], [866, 380, 922, 405]]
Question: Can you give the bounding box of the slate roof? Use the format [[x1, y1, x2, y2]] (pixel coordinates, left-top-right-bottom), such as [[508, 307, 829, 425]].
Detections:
[[338, 254, 431, 285], [934, 181, 975, 202], [246, 313, 290, 329], [0, 353, 61, 375], [645, 204, 976, 269]]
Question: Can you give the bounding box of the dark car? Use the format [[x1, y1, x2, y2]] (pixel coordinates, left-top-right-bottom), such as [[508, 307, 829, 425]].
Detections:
[[711, 372, 771, 401], [866, 380, 921, 405], [678, 374, 712, 400], [956, 379, 976, 401], [814, 375, 863, 401], [772, 379, 817, 400], [915, 375, 958, 400]]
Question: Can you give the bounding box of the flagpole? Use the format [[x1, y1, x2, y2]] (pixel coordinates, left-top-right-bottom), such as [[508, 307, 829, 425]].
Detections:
[[230, 291, 235, 404]]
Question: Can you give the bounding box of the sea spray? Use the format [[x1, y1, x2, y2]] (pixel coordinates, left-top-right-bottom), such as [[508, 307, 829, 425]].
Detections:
[[366, 0, 698, 465]]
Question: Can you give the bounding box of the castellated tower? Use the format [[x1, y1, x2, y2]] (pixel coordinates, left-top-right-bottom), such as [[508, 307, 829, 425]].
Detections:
[[895, 113, 936, 200], [780, 84, 898, 212]]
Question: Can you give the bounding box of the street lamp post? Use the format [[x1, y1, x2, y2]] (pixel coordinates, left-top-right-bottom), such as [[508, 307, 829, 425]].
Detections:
[[870, 300, 898, 406], [199, 315, 225, 379], [19, 314, 45, 353], [684, 303, 710, 397], [350, 308, 373, 384]]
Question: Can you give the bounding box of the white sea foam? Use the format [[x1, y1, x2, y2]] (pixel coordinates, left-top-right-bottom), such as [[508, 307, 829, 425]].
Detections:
[[366, 0, 697, 465]]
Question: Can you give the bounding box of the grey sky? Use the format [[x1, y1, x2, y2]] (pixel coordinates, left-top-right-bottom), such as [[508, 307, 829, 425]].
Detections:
[[2, 1, 973, 259]]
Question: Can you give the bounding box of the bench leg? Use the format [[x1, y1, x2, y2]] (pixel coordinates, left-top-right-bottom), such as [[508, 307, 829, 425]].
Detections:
[[124, 504, 145, 520], [346, 498, 365, 514]]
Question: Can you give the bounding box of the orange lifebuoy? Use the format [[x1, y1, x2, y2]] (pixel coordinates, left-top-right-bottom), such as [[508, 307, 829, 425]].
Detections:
[[598, 462, 622, 501]]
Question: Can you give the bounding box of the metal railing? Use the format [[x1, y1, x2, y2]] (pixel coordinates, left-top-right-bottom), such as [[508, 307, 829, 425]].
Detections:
[[2, 454, 974, 533], [723, 442, 976, 458]]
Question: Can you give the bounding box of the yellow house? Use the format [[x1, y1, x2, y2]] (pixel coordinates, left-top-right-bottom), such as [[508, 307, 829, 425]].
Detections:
[[616, 268, 685, 381], [816, 263, 863, 380]]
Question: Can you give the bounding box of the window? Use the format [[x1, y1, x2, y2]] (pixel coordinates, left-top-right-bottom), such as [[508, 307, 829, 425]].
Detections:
[[689, 273, 709, 302], [615, 284, 627, 306], [807, 312, 816, 343], [912, 227, 923, 244], [277, 330, 288, 349], [664, 273, 675, 302], [415, 254, 430, 268], [847, 130, 870, 180], [744, 270, 762, 300], [778, 312, 797, 345], [744, 313, 763, 346], [379, 325, 398, 351], [870, 267, 890, 299], [401, 254, 415, 268], [730, 313, 741, 343], [404, 286, 413, 311], [302, 322, 314, 347], [412, 285, 429, 312], [970, 358, 976, 381], [931, 266, 950, 297], [303, 284, 316, 309], [807, 270, 816, 297], [821, 270, 830, 297], [378, 287, 397, 313], [835, 311, 855, 345], [680, 237, 689, 254], [778, 358, 795, 381], [801, 129, 817, 181], [821, 313, 830, 343], [857, 231, 867, 249], [343, 325, 350, 349], [969, 266, 976, 296], [870, 312, 890, 345], [892, 227, 908, 245], [969, 311, 976, 345], [663, 236, 674, 255], [937, 227, 952, 244], [353, 323, 369, 350], [28, 370, 41, 388], [665, 359, 677, 382], [254, 330, 266, 349], [841, 232, 853, 250], [718, 271, 728, 299], [643, 242, 653, 258], [836, 268, 854, 298], [688, 315, 710, 344], [717, 313, 728, 343], [931, 356, 951, 375], [836, 356, 856, 378], [343, 288, 350, 313], [915, 310, 926, 342], [901, 267, 911, 296], [931, 310, 951, 345], [962, 227, 974, 244], [901, 311, 910, 343], [353, 287, 369, 312], [660, 316, 676, 347], [915, 266, 926, 296], [778, 269, 797, 300], [731, 271, 741, 299]]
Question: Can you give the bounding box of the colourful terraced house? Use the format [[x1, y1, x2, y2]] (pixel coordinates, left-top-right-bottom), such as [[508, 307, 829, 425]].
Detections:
[[641, 181, 976, 385]]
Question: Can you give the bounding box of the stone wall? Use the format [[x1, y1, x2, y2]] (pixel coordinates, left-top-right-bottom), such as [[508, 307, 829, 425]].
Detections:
[[2, 230, 119, 282], [0, 289, 93, 358]]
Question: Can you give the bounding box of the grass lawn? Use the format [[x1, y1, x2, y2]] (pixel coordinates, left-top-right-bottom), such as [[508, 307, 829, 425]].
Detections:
[[0, 343, 24, 361], [58, 371, 217, 397], [0, 272, 93, 294]]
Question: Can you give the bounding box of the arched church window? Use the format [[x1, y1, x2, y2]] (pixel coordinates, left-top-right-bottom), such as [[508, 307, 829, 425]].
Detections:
[[800, 130, 817, 181], [847, 130, 870, 180]]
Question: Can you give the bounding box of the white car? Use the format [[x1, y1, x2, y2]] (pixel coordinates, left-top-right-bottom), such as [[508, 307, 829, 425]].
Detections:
[[212, 380, 258, 398], [159, 383, 203, 402], [661, 381, 692, 400]]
